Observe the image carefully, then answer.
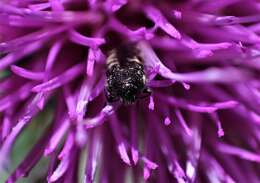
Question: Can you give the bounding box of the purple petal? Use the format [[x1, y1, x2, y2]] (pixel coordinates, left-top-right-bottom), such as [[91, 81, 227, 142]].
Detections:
[[32, 63, 85, 92], [11, 65, 44, 80]]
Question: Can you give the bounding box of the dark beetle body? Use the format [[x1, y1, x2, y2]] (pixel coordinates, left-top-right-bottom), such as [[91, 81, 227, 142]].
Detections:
[[105, 44, 151, 104]]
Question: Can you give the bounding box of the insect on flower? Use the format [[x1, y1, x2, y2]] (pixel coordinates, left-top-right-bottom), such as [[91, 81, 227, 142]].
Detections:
[[105, 43, 151, 104]]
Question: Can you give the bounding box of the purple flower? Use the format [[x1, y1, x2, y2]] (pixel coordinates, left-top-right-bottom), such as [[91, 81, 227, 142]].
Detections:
[[1, 0, 260, 182]]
